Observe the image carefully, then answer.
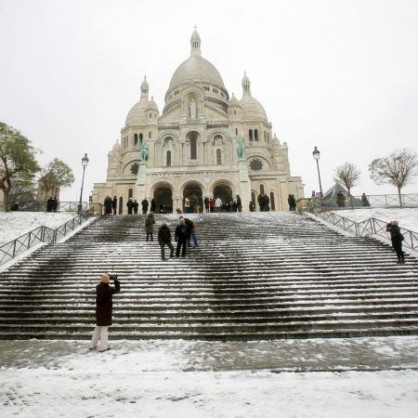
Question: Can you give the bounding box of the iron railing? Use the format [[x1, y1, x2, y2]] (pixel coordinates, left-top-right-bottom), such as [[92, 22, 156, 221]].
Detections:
[[314, 211, 418, 252], [0, 215, 86, 267], [299, 193, 418, 212]]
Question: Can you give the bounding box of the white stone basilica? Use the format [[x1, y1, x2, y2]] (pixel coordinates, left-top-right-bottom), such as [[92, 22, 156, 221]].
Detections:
[[92, 29, 303, 213]]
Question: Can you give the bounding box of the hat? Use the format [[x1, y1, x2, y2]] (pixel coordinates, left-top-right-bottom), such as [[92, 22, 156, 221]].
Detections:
[[391, 220, 399, 225], [100, 274, 110, 284]]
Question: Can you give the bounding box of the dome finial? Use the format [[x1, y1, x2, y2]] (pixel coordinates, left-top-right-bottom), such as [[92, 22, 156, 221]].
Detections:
[[190, 26, 201, 55], [141, 75, 149, 97], [242, 71, 251, 95]]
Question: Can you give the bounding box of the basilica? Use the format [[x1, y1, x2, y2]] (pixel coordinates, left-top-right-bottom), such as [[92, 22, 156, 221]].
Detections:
[[92, 29, 303, 213]]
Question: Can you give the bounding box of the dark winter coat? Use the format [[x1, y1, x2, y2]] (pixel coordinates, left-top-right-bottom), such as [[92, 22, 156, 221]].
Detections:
[[158, 225, 172, 244], [150, 199, 157, 212], [145, 217, 155, 233], [95, 279, 120, 326], [175, 223, 190, 241], [387, 223, 404, 246]]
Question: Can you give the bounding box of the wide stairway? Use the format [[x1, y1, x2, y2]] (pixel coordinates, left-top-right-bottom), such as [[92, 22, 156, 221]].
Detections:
[[0, 212, 417, 340]]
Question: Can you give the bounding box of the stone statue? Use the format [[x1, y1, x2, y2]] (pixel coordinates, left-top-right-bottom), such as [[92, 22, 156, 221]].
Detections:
[[236, 137, 245, 159], [140, 142, 149, 162]]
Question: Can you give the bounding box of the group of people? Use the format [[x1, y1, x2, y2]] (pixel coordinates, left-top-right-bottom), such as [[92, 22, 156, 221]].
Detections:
[[288, 194, 297, 211], [257, 193, 270, 211], [144, 214, 199, 259], [46, 196, 59, 212], [200, 195, 243, 213], [103, 196, 118, 215]]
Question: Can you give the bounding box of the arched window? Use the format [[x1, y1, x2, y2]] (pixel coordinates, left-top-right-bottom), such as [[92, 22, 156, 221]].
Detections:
[[270, 192, 275, 211], [249, 129, 253, 142], [190, 137, 197, 160], [139, 133, 143, 144], [128, 188, 133, 198], [235, 128, 238, 135], [254, 129, 258, 141], [260, 184, 265, 194], [216, 149, 222, 165], [166, 150, 172, 167], [134, 134, 138, 146]]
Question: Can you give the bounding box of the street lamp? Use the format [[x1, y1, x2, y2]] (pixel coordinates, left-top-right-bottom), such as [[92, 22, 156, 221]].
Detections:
[[78, 153, 89, 213], [312, 146, 323, 197]]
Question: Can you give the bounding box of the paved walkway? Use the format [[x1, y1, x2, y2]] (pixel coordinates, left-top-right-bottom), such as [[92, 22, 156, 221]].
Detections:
[[1, 336, 418, 372]]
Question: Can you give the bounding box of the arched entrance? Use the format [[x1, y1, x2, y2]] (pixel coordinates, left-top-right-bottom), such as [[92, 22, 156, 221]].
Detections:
[[213, 182, 233, 207], [183, 182, 203, 213], [153, 183, 173, 213]]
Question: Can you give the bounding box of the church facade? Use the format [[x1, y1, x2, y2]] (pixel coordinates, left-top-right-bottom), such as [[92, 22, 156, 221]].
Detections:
[[92, 29, 304, 213]]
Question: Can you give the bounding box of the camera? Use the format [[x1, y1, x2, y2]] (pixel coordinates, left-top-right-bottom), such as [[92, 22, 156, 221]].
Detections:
[[108, 274, 118, 281]]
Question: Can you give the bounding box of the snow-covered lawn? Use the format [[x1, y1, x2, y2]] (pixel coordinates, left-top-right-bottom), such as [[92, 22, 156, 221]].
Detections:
[[332, 207, 418, 232], [0, 212, 78, 246]]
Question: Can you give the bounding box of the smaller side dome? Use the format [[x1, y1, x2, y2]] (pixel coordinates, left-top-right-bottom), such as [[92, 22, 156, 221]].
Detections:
[[239, 72, 267, 121], [145, 96, 159, 113], [229, 92, 241, 107], [125, 76, 157, 126]]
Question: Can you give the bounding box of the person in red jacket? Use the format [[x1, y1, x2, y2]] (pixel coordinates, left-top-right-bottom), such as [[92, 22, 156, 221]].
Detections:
[[90, 273, 121, 352]]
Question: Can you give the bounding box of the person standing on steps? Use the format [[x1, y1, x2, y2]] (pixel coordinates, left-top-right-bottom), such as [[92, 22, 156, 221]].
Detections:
[[141, 198, 149, 214], [386, 220, 405, 264], [158, 220, 174, 260], [175, 217, 190, 257], [145, 212, 155, 242], [150, 198, 157, 213], [181, 216, 199, 247], [112, 196, 117, 215], [90, 273, 121, 352]]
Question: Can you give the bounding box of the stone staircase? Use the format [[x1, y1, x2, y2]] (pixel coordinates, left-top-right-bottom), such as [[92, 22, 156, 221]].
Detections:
[[0, 212, 417, 340]]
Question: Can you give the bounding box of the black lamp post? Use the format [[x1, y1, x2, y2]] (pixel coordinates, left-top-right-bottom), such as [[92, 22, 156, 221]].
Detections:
[[78, 153, 89, 213], [312, 146, 323, 197]]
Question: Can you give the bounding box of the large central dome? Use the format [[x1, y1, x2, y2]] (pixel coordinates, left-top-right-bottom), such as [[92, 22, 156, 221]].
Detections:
[[167, 29, 225, 93]]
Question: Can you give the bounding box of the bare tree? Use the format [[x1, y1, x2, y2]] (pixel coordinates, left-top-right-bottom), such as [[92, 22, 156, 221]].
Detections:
[[334, 162, 361, 207], [369, 149, 418, 207]]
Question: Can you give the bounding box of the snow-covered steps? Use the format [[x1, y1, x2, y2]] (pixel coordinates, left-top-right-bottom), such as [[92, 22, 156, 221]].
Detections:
[[0, 212, 417, 340]]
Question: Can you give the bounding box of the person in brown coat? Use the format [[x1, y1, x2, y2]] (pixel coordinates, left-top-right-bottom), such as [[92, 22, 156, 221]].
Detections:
[[90, 273, 121, 352]]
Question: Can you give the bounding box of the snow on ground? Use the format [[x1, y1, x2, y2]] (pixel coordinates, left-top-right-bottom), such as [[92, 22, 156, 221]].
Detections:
[[332, 207, 418, 232], [0, 212, 78, 246], [0, 338, 417, 417], [0, 209, 418, 417]]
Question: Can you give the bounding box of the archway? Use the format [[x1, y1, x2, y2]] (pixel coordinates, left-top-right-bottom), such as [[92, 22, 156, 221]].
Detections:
[[183, 182, 203, 213], [213, 182, 233, 208], [153, 183, 173, 213]]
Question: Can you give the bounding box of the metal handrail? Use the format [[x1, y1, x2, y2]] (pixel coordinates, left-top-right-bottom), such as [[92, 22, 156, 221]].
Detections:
[[314, 211, 418, 252], [0, 215, 86, 267]]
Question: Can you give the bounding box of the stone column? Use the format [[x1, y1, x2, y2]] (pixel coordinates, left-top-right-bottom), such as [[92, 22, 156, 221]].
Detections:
[[238, 158, 251, 213], [135, 161, 148, 200]]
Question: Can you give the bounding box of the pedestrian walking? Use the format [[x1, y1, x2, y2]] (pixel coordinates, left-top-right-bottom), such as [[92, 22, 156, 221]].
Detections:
[[386, 221, 405, 264], [112, 196, 117, 215], [158, 221, 174, 260], [175, 217, 190, 257], [90, 273, 121, 352], [145, 212, 155, 241]]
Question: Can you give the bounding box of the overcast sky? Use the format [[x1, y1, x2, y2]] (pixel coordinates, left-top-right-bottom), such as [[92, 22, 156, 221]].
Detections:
[[1, 0, 417, 202]]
